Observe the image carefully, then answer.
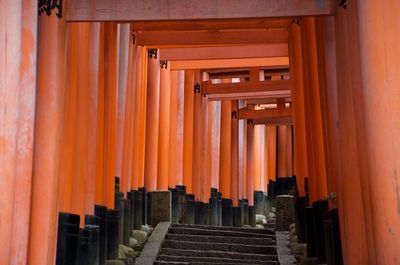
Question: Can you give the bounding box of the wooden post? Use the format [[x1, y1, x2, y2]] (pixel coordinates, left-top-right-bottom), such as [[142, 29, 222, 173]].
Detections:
[[254, 125, 262, 191], [219, 100, 232, 198], [28, 0, 67, 263], [183, 70, 195, 193], [192, 70, 202, 200], [144, 48, 160, 192], [211, 101, 222, 190], [230, 101, 239, 204], [246, 114, 255, 205], [157, 60, 171, 190]]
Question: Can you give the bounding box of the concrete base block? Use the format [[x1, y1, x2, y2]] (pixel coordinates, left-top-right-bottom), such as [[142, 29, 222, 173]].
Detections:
[[276, 195, 295, 231], [149, 191, 171, 227]]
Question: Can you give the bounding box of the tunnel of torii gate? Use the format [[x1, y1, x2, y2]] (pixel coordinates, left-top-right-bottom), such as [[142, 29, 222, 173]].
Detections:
[[2, 0, 400, 265]]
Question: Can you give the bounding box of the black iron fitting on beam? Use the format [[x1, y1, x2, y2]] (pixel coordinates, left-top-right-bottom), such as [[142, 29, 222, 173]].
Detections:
[[148, 49, 158, 59]]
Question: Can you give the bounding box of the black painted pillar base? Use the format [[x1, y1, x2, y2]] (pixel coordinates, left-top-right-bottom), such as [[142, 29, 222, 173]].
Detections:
[[254, 191, 265, 215], [195, 201, 206, 225], [94, 205, 108, 265], [56, 212, 80, 265], [222, 199, 233, 227], [313, 200, 329, 263], [239, 199, 249, 225], [233, 207, 242, 227], [123, 199, 131, 245], [305, 207, 316, 257], [106, 209, 120, 260], [294, 196, 307, 243], [133, 190, 143, 229], [249, 206, 256, 227], [169, 188, 179, 223], [183, 194, 195, 224]]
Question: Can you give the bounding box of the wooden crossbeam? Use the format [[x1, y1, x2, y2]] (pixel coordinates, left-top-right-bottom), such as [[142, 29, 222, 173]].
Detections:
[[67, 0, 335, 22], [203, 80, 291, 95], [253, 116, 293, 125], [131, 19, 291, 31], [170, 57, 289, 70], [159, 44, 288, 61], [238, 107, 292, 120], [135, 29, 289, 46]]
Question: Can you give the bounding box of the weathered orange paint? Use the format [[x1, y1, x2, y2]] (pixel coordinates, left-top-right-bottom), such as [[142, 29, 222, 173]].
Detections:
[[254, 125, 262, 191], [86, 23, 102, 211], [230, 101, 239, 205], [219, 100, 232, 198], [266, 126, 277, 183], [121, 29, 136, 192], [246, 112, 255, 205], [285, 126, 293, 177], [200, 93, 210, 202], [183, 70, 195, 193], [95, 23, 106, 204], [168, 71, 178, 187], [157, 61, 171, 190], [1, 1, 37, 263], [132, 46, 147, 189], [116, 24, 131, 194], [72, 23, 91, 226], [300, 17, 328, 202], [192, 70, 203, 200], [289, 23, 308, 196], [277, 125, 287, 177], [28, 1, 67, 263], [102, 23, 118, 207], [211, 101, 221, 190], [144, 49, 160, 192]]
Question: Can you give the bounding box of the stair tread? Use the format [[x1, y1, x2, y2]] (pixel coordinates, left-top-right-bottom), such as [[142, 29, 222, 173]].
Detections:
[[160, 248, 278, 260], [171, 223, 274, 234], [165, 233, 275, 245], [157, 254, 278, 265], [168, 227, 275, 238]]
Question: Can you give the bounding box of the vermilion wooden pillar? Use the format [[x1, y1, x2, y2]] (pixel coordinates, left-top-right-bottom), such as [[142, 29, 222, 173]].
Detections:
[[277, 125, 288, 178], [289, 23, 308, 195], [211, 101, 222, 190], [116, 24, 131, 194], [144, 49, 160, 192], [254, 125, 262, 191], [200, 91, 210, 202], [102, 23, 118, 208], [121, 29, 137, 192], [157, 61, 171, 190], [86, 23, 102, 210], [192, 70, 202, 200], [334, 6, 374, 264], [285, 126, 293, 177], [168, 70, 185, 186], [28, 1, 67, 263], [183, 70, 195, 193], [72, 23, 91, 225], [116, 24, 130, 185], [356, 0, 400, 263], [266, 126, 277, 183], [0, 1, 38, 264], [300, 17, 328, 202], [219, 101, 232, 198], [59, 24, 79, 213], [246, 117, 255, 205], [230, 101, 239, 205], [132, 46, 146, 189]]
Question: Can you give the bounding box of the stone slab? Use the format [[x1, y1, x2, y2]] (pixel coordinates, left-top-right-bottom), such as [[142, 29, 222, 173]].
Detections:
[[149, 191, 172, 227], [276, 195, 295, 231]]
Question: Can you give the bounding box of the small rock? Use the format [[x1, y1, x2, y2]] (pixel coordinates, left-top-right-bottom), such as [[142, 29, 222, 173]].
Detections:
[[118, 245, 136, 265], [256, 214, 266, 224], [289, 223, 296, 231], [268, 212, 276, 219], [256, 224, 264, 229], [141, 225, 153, 235], [128, 237, 140, 249], [289, 229, 297, 239], [132, 230, 148, 243], [290, 235, 298, 244], [262, 218, 267, 225]]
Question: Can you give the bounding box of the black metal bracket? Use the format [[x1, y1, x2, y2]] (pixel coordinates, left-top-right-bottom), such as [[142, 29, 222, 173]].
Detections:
[[132, 33, 136, 45], [231, 111, 237, 119], [291, 19, 300, 26], [247, 119, 254, 126], [338, 0, 347, 9], [39, 0, 63, 19], [194, 83, 201, 94], [160, 60, 168, 69], [148, 49, 158, 59]]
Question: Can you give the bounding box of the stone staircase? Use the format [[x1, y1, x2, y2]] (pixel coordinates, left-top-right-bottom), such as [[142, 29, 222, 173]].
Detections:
[[154, 223, 280, 265]]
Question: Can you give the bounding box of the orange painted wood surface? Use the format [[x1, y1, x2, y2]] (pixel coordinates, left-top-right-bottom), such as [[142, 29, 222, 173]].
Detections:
[[144, 49, 160, 192], [230, 101, 239, 205], [219, 100, 232, 198]]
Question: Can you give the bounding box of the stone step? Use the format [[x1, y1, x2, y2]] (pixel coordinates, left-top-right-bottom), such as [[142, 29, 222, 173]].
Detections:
[[171, 223, 275, 235], [163, 240, 277, 255], [165, 233, 275, 246], [168, 227, 275, 239], [157, 254, 279, 265], [160, 248, 278, 261]]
